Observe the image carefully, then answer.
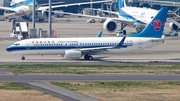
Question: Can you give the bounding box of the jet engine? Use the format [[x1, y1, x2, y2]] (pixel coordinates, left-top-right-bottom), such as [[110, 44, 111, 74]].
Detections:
[[64, 50, 82, 59], [41, 10, 48, 18], [15, 9, 25, 15], [103, 18, 117, 33], [169, 22, 178, 30]]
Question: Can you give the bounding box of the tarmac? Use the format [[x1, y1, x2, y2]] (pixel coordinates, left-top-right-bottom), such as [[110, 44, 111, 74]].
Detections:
[[0, 17, 180, 101]]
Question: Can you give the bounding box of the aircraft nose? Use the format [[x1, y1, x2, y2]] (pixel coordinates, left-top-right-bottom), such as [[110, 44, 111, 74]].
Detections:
[[6, 46, 11, 52]]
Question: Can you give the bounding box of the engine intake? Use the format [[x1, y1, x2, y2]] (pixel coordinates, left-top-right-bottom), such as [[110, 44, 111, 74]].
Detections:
[[64, 50, 82, 59], [103, 19, 117, 33], [169, 22, 178, 30]]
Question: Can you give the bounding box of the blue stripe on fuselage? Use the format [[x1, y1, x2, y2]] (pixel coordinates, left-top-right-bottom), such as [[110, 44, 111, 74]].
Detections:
[[11, 0, 38, 9], [119, 9, 146, 24], [6, 44, 132, 52]]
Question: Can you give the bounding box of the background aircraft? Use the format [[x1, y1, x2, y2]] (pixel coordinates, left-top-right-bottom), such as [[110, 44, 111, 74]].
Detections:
[[60, 0, 173, 37], [6, 7, 168, 60], [0, 0, 111, 21]]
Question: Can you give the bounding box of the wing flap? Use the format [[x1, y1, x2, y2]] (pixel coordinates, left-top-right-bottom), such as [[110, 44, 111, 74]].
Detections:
[[79, 36, 126, 55]]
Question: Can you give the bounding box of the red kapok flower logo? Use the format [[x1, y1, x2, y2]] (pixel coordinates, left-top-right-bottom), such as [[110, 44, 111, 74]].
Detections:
[[152, 20, 164, 31]]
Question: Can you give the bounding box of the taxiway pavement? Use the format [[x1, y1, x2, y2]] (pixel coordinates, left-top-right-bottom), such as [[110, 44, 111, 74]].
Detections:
[[18, 82, 99, 101], [0, 74, 180, 82]]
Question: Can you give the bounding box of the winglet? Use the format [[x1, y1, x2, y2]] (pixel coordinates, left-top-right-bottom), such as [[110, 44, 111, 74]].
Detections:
[[115, 36, 126, 48], [97, 31, 103, 37]]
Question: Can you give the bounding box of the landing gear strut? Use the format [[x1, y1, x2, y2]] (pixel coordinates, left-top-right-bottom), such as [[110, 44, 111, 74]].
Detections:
[[21, 56, 25, 60], [84, 54, 93, 60], [117, 23, 127, 37]]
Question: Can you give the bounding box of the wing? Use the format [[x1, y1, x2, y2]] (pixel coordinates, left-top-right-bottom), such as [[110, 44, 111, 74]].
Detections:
[[0, 7, 16, 12], [60, 11, 134, 25], [79, 36, 126, 55], [38, 1, 65, 6], [84, 8, 119, 15], [37, 0, 112, 11]]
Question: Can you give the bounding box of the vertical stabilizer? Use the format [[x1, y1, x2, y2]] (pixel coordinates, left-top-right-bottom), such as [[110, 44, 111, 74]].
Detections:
[[129, 7, 168, 38], [118, 0, 126, 10]]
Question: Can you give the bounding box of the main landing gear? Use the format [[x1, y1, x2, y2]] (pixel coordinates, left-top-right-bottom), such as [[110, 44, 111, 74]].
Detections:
[[117, 23, 127, 37], [21, 56, 25, 60], [84, 54, 93, 60]]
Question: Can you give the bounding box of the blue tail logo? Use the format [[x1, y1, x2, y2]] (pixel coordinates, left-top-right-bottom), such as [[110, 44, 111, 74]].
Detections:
[[151, 20, 164, 31]]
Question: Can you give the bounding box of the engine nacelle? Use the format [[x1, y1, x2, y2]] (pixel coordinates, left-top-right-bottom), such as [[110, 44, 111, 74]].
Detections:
[[64, 50, 82, 59], [103, 19, 117, 33], [169, 22, 178, 30], [41, 10, 47, 18], [15, 10, 24, 15]]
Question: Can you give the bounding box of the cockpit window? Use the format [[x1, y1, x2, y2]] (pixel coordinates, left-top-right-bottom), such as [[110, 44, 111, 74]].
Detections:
[[13, 43, 20, 46]]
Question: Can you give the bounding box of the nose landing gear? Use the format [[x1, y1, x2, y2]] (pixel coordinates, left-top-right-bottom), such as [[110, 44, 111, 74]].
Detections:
[[21, 56, 25, 60]]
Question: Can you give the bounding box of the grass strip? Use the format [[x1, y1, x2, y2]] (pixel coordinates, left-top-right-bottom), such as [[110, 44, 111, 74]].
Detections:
[[51, 81, 180, 101], [0, 82, 31, 90], [1, 64, 180, 74]]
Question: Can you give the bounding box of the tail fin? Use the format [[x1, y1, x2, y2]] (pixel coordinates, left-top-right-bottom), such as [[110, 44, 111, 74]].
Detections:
[[118, 0, 126, 10], [96, 31, 103, 37], [129, 7, 168, 38]]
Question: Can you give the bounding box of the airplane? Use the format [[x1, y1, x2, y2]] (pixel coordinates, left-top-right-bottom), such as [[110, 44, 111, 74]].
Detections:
[[6, 7, 168, 60], [60, 0, 175, 37], [1, 0, 112, 21]]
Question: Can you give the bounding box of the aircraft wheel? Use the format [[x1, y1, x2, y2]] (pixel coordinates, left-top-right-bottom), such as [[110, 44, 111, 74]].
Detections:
[[123, 30, 126, 35], [39, 19, 43, 22], [21, 56, 25, 60], [88, 56, 93, 60], [175, 33, 178, 36]]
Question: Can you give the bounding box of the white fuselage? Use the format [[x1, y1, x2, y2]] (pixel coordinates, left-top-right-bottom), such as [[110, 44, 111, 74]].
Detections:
[[120, 7, 158, 27], [6, 37, 163, 56], [14, 5, 32, 15], [4, 5, 33, 20]]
